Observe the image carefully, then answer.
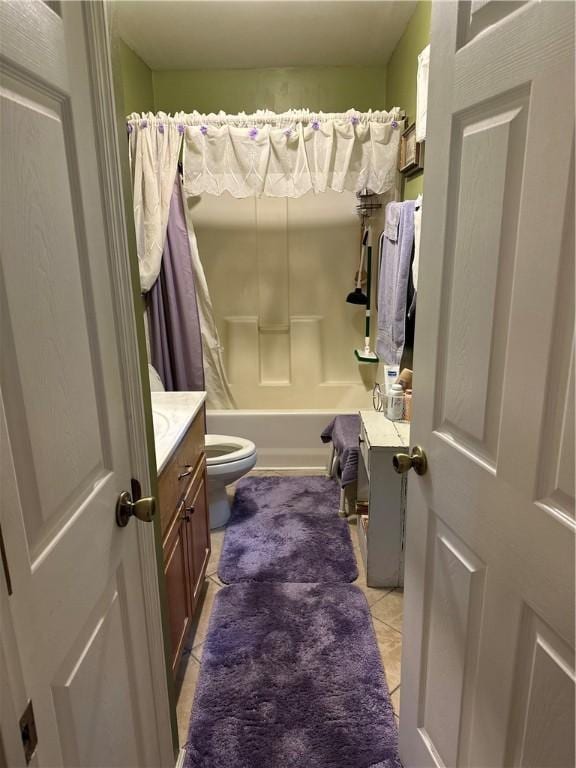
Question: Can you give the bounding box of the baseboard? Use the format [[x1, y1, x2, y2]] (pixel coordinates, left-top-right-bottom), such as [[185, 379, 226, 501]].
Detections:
[[254, 465, 328, 472]]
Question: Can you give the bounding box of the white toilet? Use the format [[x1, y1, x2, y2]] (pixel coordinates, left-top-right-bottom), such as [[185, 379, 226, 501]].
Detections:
[[205, 434, 257, 529], [147, 365, 255, 528]]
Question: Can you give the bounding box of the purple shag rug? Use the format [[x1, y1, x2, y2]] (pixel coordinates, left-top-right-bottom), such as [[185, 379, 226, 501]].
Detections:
[[218, 476, 358, 584], [184, 583, 401, 768]]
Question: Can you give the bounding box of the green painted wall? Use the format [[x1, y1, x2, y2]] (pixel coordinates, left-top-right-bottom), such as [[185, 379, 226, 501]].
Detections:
[[152, 66, 387, 114], [119, 39, 154, 115], [386, 1, 431, 200]]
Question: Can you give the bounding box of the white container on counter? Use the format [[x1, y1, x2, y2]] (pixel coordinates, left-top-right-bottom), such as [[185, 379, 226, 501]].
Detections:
[[386, 383, 405, 421]]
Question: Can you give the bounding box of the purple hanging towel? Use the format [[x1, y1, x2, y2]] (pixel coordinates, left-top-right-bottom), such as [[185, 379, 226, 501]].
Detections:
[[148, 178, 205, 391]]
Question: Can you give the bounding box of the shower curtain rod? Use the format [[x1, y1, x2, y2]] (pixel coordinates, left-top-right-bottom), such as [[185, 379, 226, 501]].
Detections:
[[127, 107, 404, 128]]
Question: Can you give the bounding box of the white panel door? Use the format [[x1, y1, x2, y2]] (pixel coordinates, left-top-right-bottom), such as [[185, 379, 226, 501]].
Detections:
[[400, 2, 575, 766], [0, 2, 172, 766]]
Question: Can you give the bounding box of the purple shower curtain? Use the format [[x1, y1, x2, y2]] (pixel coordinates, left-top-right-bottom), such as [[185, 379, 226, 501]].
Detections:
[[148, 177, 205, 391]]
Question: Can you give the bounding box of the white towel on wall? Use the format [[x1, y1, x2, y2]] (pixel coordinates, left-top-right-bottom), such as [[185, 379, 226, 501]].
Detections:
[[384, 203, 401, 241], [413, 196, 423, 292], [416, 45, 430, 143]]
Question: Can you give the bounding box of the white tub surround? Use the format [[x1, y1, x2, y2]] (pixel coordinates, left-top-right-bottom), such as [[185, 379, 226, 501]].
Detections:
[[151, 391, 206, 473], [194, 190, 392, 410]]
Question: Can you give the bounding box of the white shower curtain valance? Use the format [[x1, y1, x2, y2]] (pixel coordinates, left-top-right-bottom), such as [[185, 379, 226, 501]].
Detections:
[[127, 108, 404, 290]]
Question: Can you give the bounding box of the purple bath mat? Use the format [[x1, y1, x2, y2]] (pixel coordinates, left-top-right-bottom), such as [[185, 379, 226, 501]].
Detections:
[[184, 583, 401, 768], [218, 476, 358, 583]]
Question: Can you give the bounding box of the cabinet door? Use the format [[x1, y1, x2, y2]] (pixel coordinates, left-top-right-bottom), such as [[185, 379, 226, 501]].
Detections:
[[163, 515, 192, 674], [183, 464, 211, 609]]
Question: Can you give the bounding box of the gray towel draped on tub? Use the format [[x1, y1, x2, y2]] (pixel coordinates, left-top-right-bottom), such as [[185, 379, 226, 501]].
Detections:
[[321, 415, 360, 487]]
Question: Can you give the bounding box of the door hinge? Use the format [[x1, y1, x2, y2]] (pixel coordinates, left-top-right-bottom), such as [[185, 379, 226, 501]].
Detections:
[[19, 700, 37, 765], [0, 523, 12, 596]]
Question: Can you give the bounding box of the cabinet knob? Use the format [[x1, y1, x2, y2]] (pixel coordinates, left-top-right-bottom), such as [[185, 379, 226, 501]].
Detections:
[[181, 505, 195, 522], [392, 446, 428, 476], [178, 466, 193, 480]]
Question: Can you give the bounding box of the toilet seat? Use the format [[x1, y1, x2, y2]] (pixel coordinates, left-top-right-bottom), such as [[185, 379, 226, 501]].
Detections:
[[205, 434, 256, 466]]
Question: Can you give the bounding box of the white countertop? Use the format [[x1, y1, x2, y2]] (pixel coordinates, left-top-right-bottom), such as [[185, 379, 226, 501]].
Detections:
[[151, 391, 206, 474], [360, 409, 410, 448]]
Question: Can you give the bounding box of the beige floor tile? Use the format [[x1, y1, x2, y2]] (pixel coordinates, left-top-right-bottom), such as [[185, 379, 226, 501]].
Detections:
[[191, 642, 204, 662], [355, 576, 392, 607], [192, 643, 205, 661], [348, 518, 399, 609], [371, 616, 402, 692], [177, 579, 222, 734], [176, 655, 201, 745], [348, 519, 363, 558], [351, 535, 392, 606], [390, 685, 401, 719], [370, 589, 404, 633], [206, 527, 225, 577], [189, 578, 221, 651]]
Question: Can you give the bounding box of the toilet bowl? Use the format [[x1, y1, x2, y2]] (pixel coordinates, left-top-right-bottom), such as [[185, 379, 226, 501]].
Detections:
[[205, 434, 257, 529]]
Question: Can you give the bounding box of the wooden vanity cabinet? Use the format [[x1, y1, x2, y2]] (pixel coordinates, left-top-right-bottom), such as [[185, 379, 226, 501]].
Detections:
[[163, 512, 193, 673], [158, 410, 210, 675], [182, 465, 210, 607]]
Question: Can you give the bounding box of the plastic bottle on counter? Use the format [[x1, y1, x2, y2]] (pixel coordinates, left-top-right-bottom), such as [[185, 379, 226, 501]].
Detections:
[[386, 383, 405, 421], [384, 365, 400, 394], [404, 389, 413, 421]]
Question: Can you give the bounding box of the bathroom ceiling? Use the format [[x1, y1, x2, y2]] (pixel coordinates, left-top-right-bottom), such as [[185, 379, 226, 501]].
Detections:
[[114, 0, 418, 70]]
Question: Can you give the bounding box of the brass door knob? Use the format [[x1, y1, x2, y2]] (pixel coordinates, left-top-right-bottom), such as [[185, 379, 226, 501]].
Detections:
[[392, 446, 428, 475], [116, 491, 156, 527]]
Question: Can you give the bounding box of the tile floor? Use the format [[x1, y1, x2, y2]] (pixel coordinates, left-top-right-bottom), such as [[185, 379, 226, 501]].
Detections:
[[175, 473, 403, 745]]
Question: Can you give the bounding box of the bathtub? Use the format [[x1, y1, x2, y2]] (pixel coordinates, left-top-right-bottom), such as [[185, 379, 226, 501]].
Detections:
[[206, 410, 356, 470]]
